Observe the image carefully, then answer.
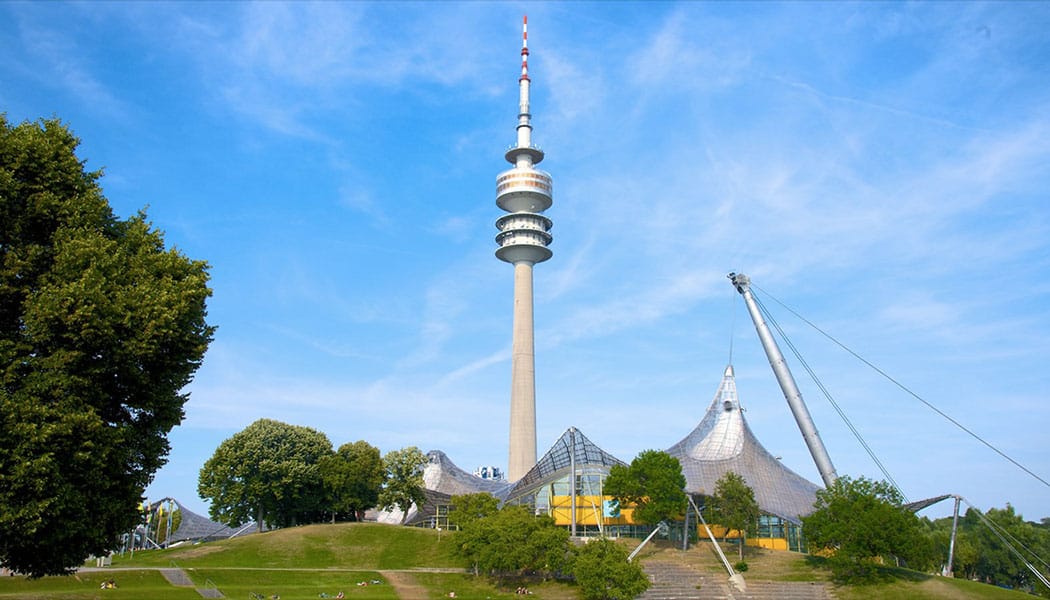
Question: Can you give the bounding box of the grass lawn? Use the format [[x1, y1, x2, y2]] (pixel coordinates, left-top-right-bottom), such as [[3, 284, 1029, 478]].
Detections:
[[0, 570, 200, 599], [409, 572, 579, 600], [186, 568, 397, 600], [832, 576, 1038, 600], [0, 569, 578, 600]]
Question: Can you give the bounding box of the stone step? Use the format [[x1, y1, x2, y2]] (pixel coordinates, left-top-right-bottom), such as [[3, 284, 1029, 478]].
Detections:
[[637, 560, 835, 600], [733, 581, 833, 600], [159, 568, 195, 586]]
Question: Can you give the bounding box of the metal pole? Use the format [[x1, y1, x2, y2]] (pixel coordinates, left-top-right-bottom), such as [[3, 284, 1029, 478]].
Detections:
[[627, 523, 665, 562], [945, 495, 961, 577], [165, 499, 173, 547], [142, 502, 151, 551], [688, 495, 746, 593], [569, 427, 577, 537], [688, 496, 735, 576], [728, 273, 838, 488], [681, 500, 690, 551]]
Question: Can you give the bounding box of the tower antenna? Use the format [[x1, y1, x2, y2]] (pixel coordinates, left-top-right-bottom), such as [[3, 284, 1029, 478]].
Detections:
[[521, 15, 529, 81]]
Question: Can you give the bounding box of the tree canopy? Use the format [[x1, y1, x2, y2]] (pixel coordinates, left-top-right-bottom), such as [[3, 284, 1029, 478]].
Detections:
[[707, 471, 760, 560], [454, 504, 571, 579], [448, 492, 500, 531], [0, 116, 213, 577], [319, 440, 385, 522], [378, 446, 428, 524], [935, 504, 1050, 596], [572, 537, 650, 600], [603, 449, 686, 525], [198, 419, 333, 530], [801, 475, 927, 581]]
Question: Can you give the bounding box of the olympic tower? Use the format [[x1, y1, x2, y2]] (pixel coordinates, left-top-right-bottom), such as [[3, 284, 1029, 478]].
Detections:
[[496, 16, 553, 482]]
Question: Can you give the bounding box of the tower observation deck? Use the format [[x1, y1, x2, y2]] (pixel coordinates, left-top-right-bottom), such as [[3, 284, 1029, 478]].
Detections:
[[498, 16, 553, 481]]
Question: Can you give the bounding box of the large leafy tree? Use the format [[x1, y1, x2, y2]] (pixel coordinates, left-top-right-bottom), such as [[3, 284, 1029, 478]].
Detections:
[[603, 450, 686, 525], [707, 471, 760, 560], [198, 419, 333, 530], [0, 117, 213, 576], [572, 537, 649, 600], [318, 440, 385, 522], [966, 505, 1050, 595], [455, 505, 571, 579], [378, 446, 428, 524], [448, 492, 500, 531], [919, 505, 1050, 597], [801, 475, 927, 582]]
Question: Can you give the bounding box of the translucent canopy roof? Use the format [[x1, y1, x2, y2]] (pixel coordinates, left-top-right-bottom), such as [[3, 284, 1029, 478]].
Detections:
[[666, 365, 822, 524], [422, 450, 514, 499]]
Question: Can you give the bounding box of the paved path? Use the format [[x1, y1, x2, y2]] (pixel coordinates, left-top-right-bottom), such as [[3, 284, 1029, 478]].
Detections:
[[381, 571, 430, 599], [159, 568, 194, 586]]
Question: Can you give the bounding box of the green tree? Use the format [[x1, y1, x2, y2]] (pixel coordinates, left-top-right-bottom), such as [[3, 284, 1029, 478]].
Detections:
[[448, 492, 500, 531], [708, 471, 760, 560], [198, 419, 333, 530], [950, 530, 980, 580], [378, 446, 428, 524], [455, 505, 571, 579], [603, 450, 686, 525], [319, 440, 385, 522], [801, 475, 926, 582], [967, 505, 1049, 595], [0, 117, 213, 577], [572, 538, 649, 600]]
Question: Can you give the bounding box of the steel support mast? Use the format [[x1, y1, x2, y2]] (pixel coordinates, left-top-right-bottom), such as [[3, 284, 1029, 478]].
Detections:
[[729, 272, 838, 488]]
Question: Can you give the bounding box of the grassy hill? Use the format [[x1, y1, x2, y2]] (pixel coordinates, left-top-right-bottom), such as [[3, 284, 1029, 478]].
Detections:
[[0, 523, 576, 600], [110, 522, 461, 570], [0, 523, 1039, 599]]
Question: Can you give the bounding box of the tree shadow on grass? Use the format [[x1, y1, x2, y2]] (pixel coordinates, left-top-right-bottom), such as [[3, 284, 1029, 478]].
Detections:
[[824, 558, 933, 586]]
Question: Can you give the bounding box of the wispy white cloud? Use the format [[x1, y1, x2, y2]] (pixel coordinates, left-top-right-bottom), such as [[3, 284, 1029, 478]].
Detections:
[[338, 183, 391, 228], [439, 348, 509, 387], [5, 6, 130, 120]]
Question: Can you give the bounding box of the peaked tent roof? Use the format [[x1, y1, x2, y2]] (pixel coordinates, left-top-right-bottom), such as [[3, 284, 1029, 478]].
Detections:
[[374, 449, 514, 525], [422, 450, 514, 499], [666, 365, 822, 524]]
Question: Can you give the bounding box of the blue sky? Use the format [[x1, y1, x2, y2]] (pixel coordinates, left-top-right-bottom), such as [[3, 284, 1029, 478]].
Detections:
[[3, 2, 1048, 522]]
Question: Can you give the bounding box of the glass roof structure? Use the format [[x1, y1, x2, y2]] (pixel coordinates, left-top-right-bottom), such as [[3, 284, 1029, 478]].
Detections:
[[510, 427, 625, 494], [148, 498, 250, 543]]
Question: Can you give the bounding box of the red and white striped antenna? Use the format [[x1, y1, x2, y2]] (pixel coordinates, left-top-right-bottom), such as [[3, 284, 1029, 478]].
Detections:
[[520, 15, 530, 82]]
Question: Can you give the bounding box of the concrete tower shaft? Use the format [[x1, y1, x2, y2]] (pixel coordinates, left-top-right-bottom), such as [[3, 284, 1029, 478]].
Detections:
[[498, 16, 553, 482]]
